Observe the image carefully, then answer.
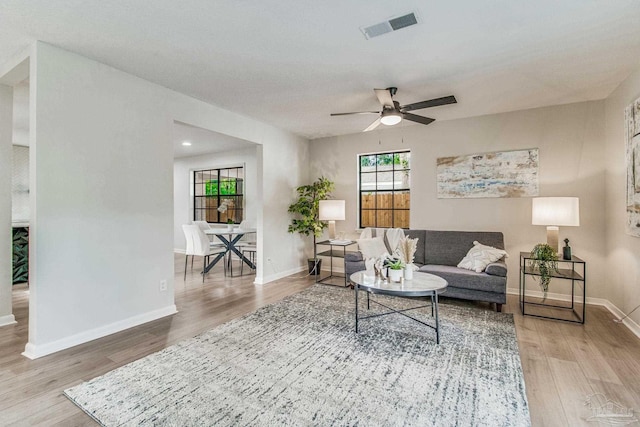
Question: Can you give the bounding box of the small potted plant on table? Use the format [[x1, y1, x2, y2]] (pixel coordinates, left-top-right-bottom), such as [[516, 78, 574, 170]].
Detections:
[[385, 257, 405, 282]]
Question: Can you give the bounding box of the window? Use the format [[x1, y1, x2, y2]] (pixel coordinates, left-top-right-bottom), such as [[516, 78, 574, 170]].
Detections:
[[359, 151, 410, 228], [193, 167, 244, 224]]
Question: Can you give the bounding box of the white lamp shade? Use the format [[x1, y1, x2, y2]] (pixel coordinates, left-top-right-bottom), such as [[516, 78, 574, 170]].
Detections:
[[319, 200, 345, 221], [532, 197, 580, 226]]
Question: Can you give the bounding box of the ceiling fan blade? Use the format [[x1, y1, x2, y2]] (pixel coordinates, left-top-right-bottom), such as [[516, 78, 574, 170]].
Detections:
[[374, 88, 394, 108], [401, 95, 457, 112], [330, 111, 380, 116], [402, 113, 435, 126], [363, 117, 382, 132]]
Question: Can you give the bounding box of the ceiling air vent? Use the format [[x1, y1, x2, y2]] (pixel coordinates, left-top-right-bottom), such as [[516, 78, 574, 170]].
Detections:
[[361, 12, 419, 40]]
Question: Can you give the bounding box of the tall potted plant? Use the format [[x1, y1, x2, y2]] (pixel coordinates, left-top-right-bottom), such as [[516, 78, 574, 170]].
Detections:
[[287, 177, 335, 274]]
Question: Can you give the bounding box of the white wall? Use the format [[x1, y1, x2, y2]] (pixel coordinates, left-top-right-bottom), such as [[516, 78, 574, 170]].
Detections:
[[12, 82, 28, 146], [604, 67, 640, 327], [173, 147, 257, 251], [11, 145, 29, 223], [0, 84, 14, 326], [310, 101, 607, 296], [18, 42, 308, 358], [26, 42, 177, 357]]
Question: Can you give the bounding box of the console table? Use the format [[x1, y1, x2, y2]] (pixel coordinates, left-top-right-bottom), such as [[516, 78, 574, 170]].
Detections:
[[315, 240, 357, 287], [519, 252, 586, 323]]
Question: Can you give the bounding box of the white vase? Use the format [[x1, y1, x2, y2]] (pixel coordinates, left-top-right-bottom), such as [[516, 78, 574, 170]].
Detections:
[[404, 265, 414, 280], [227, 224, 234, 231], [388, 269, 402, 282]]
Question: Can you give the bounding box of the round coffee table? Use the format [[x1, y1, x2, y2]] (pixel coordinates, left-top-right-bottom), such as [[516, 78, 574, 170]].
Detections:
[[349, 271, 448, 344]]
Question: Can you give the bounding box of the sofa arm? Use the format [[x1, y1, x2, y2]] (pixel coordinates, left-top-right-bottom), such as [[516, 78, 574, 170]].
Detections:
[[345, 251, 364, 262], [485, 260, 507, 277]]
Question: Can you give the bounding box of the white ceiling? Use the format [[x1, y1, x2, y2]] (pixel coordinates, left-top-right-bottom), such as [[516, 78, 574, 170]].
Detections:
[[173, 122, 256, 159], [1, 1, 640, 139]]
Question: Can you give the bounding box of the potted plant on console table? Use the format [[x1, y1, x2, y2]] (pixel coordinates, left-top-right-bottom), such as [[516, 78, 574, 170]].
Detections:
[[287, 177, 335, 274], [529, 243, 559, 299]]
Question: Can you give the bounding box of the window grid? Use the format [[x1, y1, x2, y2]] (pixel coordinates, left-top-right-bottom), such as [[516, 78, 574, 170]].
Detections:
[[193, 167, 244, 224], [359, 151, 410, 229]]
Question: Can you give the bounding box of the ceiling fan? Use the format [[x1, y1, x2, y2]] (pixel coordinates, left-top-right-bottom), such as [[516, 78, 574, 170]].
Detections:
[[330, 87, 457, 132]]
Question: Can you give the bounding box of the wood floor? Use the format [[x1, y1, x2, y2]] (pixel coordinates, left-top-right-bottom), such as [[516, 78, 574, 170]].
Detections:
[[1, 255, 639, 426]]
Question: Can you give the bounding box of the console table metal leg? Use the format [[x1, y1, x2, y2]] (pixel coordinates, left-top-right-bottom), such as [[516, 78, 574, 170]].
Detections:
[[367, 292, 370, 310]]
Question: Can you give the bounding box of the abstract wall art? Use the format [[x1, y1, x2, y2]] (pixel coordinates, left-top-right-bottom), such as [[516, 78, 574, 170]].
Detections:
[[437, 148, 539, 199], [625, 97, 640, 237]]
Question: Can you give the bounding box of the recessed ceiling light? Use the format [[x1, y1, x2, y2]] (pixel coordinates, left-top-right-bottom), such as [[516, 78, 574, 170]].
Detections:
[[181, 141, 192, 146]]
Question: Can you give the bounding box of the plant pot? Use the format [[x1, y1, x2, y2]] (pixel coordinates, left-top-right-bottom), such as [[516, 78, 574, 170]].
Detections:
[[388, 268, 402, 282], [308, 258, 322, 275], [227, 224, 234, 231]]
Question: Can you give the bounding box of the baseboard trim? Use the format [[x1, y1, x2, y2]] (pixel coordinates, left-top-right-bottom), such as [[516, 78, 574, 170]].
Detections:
[[174, 248, 186, 254], [22, 305, 178, 359], [506, 288, 640, 339], [255, 265, 307, 285], [591, 299, 640, 340], [0, 314, 17, 327]]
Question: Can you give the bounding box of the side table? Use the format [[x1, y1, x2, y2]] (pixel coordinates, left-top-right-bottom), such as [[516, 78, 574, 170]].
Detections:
[[519, 252, 586, 323], [315, 240, 358, 287]]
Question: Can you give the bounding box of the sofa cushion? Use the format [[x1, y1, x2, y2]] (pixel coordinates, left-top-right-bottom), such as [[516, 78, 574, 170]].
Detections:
[[424, 231, 504, 266], [418, 264, 506, 294], [485, 261, 508, 277], [345, 251, 364, 262], [457, 241, 508, 273], [357, 237, 389, 260]]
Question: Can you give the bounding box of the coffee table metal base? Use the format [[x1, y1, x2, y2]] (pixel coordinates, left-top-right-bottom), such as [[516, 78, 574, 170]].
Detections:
[[350, 271, 448, 344], [354, 284, 442, 344]]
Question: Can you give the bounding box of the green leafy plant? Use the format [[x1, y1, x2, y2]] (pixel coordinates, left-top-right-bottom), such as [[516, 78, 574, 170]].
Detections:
[[384, 257, 405, 270], [227, 218, 234, 224], [529, 243, 559, 295], [287, 177, 335, 262]]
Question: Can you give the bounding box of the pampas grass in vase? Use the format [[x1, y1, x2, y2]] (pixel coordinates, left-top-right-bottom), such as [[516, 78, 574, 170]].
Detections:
[[398, 237, 418, 280]]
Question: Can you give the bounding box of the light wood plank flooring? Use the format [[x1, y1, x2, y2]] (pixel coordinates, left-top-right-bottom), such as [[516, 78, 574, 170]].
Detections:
[[1, 255, 639, 426]]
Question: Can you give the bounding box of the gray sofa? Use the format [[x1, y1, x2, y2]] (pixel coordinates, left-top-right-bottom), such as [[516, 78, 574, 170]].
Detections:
[[345, 230, 507, 312]]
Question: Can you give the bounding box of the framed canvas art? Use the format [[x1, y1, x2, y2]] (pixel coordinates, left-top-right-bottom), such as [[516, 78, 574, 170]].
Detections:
[[625, 97, 640, 237], [437, 148, 539, 199]]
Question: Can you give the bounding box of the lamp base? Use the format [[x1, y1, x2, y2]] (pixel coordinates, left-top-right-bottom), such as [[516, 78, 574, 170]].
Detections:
[[328, 221, 336, 240], [546, 226, 559, 254]]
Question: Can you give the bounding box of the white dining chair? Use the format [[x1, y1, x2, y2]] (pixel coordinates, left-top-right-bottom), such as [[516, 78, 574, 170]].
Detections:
[[182, 224, 226, 282], [230, 220, 256, 274], [194, 220, 226, 251], [193, 220, 211, 231], [240, 243, 257, 275]]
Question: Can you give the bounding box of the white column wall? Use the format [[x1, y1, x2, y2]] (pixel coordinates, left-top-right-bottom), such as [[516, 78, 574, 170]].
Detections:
[[26, 43, 177, 357], [310, 101, 607, 297], [20, 42, 308, 357], [0, 84, 14, 326]]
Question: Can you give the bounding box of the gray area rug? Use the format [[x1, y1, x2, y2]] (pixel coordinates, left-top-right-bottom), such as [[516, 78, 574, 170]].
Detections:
[[64, 285, 530, 426]]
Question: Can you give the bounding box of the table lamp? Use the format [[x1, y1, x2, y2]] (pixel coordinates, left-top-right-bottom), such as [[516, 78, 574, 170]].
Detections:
[[319, 200, 345, 240], [531, 197, 580, 253]]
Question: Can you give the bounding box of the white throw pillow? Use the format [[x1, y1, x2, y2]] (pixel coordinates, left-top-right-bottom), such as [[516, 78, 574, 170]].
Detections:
[[457, 241, 508, 273], [357, 237, 390, 260]]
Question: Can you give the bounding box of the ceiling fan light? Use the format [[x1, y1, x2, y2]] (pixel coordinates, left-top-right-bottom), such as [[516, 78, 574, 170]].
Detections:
[[380, 110, 402, 126]]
